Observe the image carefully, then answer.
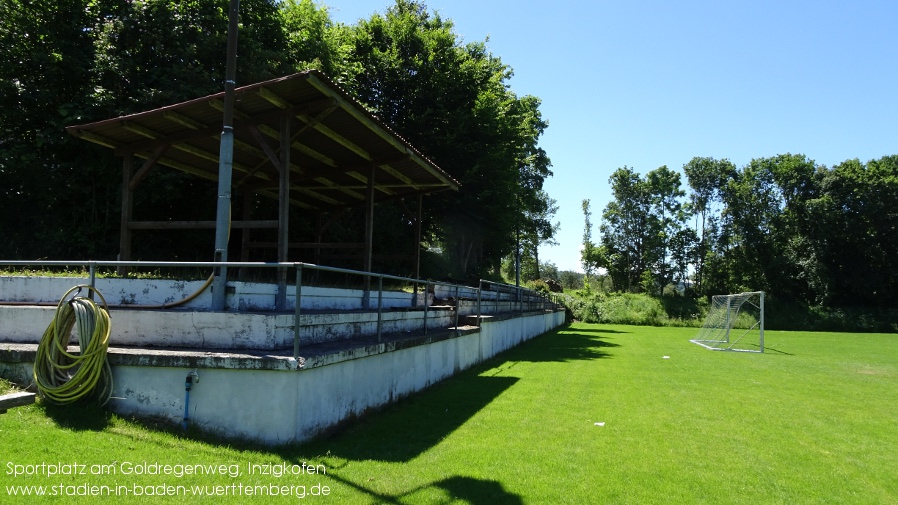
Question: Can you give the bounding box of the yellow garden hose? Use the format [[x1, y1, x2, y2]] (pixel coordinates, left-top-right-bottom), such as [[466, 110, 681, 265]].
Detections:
[[33, 285, 113, 405]]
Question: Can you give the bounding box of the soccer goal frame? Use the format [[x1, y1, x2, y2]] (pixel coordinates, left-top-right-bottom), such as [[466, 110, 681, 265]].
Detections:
[[691, 291, 765, 353]]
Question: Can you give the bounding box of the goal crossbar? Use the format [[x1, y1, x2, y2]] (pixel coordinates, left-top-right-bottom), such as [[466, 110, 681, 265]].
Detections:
[[690, 291, 765, 353]]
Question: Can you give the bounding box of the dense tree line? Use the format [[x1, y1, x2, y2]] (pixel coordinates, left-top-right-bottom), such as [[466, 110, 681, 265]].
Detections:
[[583, 154, 898, 309], [0, 0, 555, 280]]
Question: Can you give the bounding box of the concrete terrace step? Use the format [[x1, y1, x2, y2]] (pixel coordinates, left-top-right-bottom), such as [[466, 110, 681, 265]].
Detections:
[[0, 323, 482, 373], [0, 303, 464, 351], [0, 309, 566, 444]]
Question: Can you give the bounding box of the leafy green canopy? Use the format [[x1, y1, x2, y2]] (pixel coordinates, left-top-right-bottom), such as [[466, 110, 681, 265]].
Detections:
[[335, 0, 553, 277], [587, 153, 898, 309], [0, 0, 556, 280]]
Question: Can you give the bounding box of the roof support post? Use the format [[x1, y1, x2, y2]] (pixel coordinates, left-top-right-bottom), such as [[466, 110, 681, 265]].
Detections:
[[118, 153, 134, 276], [276, 113, 291, 311], [415, 194, 423, 280], [413, 194, 423, 307], [364, 165, 376, 274], [363, 165, 375, 309], [212, 0, 240, 311]]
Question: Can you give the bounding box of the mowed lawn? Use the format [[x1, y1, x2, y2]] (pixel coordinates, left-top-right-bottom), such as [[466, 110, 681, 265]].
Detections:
[[2, 323, 897, 504]]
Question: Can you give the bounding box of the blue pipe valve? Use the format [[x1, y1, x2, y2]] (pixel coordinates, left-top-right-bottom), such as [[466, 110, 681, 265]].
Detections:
[[186, 370, 199, 389], [182, 371, 200, 430]]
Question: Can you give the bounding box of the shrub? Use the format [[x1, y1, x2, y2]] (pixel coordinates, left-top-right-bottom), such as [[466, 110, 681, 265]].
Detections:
[[570, 292, 669, 326], [527, 279, 550, 294]]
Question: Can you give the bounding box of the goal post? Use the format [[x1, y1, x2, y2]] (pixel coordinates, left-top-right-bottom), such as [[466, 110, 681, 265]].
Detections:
[[691, 291, 765, 353]]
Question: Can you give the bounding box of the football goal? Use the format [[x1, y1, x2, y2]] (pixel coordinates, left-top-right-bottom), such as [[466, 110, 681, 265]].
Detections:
[[691, 291, 765, 353]]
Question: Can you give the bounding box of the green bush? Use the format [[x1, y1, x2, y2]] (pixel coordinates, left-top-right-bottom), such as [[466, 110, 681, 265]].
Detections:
[[527, 279, 550, 294], [570, 292, 669, 326], [565, 289, 898, 331]]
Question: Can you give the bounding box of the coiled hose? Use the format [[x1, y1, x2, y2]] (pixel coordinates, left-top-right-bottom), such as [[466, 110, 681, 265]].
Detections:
[[33, 285, 113, 405]]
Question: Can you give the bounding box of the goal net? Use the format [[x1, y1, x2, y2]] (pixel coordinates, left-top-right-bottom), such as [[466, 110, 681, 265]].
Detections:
[[691, 291, 765, 353]]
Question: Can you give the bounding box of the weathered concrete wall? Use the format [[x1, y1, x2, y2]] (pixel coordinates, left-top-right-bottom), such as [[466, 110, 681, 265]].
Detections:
[[0, 305, 459, 349], [0, 276, 420, 310], [0, 276, 496, 311], [1, 276, 541, 349], [125, 310, 564, 443], [1, 310, 566, 444]]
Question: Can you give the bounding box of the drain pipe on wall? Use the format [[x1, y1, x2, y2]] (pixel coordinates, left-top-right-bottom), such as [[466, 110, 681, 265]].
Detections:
[[182, 371, 200, 430]]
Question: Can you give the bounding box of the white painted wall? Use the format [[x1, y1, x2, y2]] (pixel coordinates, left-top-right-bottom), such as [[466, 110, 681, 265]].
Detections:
[[101, 310, 565, 444], [0, 305, 460, 349], [1, 277, 548, 350], [0, 276, 499, 311], [1, 310, 564, 443]]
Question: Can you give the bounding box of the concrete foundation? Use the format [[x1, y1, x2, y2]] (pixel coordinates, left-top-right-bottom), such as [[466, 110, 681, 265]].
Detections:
[[0, 277, 565, 444]]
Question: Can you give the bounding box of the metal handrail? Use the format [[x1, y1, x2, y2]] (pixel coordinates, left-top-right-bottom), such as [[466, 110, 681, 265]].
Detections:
[[2, 260, 560, 360]]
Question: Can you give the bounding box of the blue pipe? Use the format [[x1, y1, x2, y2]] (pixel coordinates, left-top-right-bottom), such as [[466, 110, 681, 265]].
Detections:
[[182, 372, 196, 430]]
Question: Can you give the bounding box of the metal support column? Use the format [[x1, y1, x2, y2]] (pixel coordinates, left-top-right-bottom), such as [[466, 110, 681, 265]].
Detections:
[[413, 194, 423, 306], [276, 114, 291, 311], [364, 165, 375, 273], [363, 165, 375, 308], [212, 0, 240, 311]]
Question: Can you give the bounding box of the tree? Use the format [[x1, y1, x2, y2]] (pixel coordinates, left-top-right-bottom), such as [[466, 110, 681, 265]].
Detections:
[[520, 190, 559, 280], [280, 0, 353, 79], [683, 156, 735, 294], [812, 156, 898, 307], [0, 0, 291, 260], [580, 199, 604, 278], [646, 165, 686, 286], [0, 0, 111, 258], [668, 227, 699, 287], [599, 167, 661, 292], [336, 0, 552, 278], [559, 270, 584, 290]]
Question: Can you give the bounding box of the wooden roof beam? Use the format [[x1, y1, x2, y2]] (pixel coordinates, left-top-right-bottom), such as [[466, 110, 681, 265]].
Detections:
[[114, 123, 219, 155], [303, 72, 458, 190], [129, 145, 169, 191], [347, 170, 394, 196]]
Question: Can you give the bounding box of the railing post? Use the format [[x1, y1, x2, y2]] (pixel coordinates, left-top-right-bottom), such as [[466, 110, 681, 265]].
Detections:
[[377, 275, 383, 343], [476, 281, 482, 328], [454, 284, 460, 335], [423, 281, 429, 335], [88, 261, 97, 300], [293, 264, 303, 361]]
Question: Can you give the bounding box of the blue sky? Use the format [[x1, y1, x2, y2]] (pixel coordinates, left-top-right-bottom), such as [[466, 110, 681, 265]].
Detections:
[[328, 0, 898, 272]]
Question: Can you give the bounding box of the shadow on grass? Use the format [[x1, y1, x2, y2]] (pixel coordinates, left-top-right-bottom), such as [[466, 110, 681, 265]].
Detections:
[[169, 323, 620, 460], [762, 345, 794, 356], [294, 373, 520, 463], [434, 476, 523, 504], [278, 325, 618, 462], [508, 324, 621, 363], [253, 372, 526, 503], [560, 326, 630, 335], [27, 324, 607, 503], [40, 400, 113, 431], [323, 472, 524, 504], [264, 327, 613, 502]]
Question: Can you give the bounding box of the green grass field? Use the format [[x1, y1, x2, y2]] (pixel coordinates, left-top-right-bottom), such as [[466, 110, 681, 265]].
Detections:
[[2, 323, 897, 504]]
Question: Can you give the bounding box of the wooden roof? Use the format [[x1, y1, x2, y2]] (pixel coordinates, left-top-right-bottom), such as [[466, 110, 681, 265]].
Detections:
[[66, 70, 459, 211]]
